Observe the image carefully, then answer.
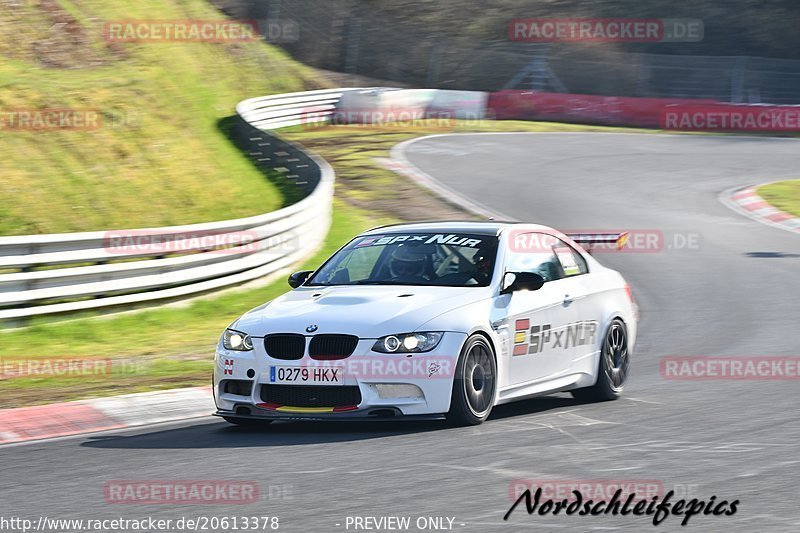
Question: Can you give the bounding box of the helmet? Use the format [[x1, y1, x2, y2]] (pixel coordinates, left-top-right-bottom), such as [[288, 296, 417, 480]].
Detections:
[[473, 244, 495, 277], [390, 245, 427, 278]]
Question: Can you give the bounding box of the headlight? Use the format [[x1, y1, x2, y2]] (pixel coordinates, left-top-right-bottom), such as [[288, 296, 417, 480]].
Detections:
[[372, 332, 443, 353], [223, 328, 253, 351]]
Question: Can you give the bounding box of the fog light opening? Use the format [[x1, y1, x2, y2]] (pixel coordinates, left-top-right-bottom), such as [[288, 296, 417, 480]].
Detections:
[[373, 383, 424, 400], [223, 379, 253, 396]]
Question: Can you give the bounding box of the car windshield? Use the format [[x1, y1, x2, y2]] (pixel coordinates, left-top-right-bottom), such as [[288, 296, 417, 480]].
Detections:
[[307, 233, 498, 287]]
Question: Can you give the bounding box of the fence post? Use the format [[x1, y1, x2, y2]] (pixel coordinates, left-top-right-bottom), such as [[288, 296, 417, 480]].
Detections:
[[267, 0, 281, 21], [345, 16, 361, 75], [731, 57, 746, 103], [635, 56, 650, 97], [427, 36, 444, 87]]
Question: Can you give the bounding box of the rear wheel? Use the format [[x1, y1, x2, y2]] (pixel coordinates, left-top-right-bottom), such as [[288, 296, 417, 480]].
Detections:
[[571, 319, 629, 402], [222, 416, 273, 427], [448, 335, 497, 426]]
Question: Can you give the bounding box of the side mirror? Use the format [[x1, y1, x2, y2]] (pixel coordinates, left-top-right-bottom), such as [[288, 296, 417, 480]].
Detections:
[[288, 270, 313, 288], [500, 272, 545, 294]]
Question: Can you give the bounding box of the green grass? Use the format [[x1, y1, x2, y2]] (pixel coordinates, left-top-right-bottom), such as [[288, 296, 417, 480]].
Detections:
[[0, 0, 323, 235], [757, 180, 800, 217]]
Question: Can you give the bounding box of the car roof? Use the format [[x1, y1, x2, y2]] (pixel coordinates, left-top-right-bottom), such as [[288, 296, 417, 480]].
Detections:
[[361, 220, 556, 237]]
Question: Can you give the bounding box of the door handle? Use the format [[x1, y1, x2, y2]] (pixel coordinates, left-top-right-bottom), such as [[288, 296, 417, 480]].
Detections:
[[563, 294, 574, 306]]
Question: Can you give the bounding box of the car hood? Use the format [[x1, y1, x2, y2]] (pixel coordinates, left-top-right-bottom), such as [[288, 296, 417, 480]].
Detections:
[[234, 285, 492, 337]]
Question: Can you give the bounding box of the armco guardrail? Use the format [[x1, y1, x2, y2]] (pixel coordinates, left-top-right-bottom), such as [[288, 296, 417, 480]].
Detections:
[[0, 88, 364, 322], [237, 87, 364, 130]]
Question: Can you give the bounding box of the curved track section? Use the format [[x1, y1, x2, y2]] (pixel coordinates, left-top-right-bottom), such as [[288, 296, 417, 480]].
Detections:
[[2, 133, 799, 532]]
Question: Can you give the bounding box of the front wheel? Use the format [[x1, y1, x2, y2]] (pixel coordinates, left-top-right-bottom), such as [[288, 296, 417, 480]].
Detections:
[[448, 335, 497, 426], [571, 318, 630, 402]]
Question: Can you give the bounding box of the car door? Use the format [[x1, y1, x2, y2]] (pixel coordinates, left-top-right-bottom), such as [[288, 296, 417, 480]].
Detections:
[[552, 240, 601, 367], [500, 232, 578, 387]]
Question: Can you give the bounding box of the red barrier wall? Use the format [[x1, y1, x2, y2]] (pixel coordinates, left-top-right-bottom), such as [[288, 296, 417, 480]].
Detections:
[[486, 91, 800, 131]]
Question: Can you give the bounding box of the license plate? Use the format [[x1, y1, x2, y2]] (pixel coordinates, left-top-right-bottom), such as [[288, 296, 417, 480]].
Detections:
[[269, 366, 345, 386]]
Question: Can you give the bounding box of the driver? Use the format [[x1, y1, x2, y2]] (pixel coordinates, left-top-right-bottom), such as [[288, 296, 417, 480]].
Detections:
[[389, 245, 429, 282], [472, 243, 496, 280]]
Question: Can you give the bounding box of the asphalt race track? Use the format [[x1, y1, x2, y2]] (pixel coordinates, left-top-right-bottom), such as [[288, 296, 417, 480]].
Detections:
[[3, 132, 799, 532]]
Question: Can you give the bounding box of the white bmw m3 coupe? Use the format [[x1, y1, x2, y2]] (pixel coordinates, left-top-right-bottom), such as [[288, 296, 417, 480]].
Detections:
[[214, 221, 636, 426]]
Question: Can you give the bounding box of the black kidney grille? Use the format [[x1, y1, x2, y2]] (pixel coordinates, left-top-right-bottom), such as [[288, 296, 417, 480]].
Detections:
[[260, 384, 362, 408], [264, 334, 305, 360], [308, 334, 359, 360]]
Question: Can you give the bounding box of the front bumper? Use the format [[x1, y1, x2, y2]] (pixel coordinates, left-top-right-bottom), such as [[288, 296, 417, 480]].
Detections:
[[213, 332, 467, 419], [213, 408, 446, 422]]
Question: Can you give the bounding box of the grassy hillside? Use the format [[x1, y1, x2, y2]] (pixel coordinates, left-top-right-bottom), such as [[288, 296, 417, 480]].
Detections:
[[0, 0, 324, 236]]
